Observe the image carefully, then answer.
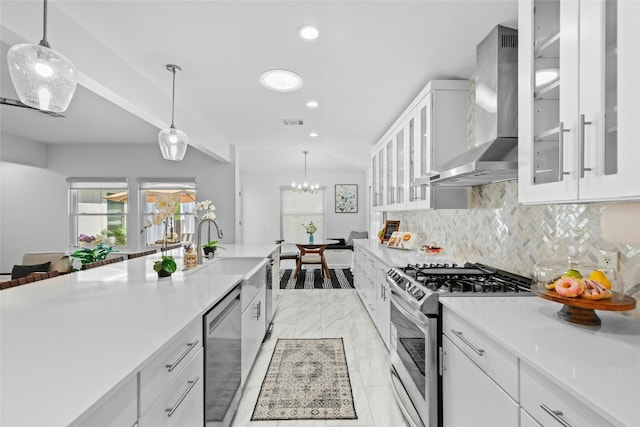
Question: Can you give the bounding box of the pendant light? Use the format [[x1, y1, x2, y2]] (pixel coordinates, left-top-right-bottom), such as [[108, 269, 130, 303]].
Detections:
[[292, 150, 320, 193], [7, 0, 77, 113], [158, 64, 188, 161]]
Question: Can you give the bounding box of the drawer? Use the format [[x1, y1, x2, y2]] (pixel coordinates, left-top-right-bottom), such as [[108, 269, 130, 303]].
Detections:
[[139, 317, 202, 416], [442, 307, 518, 400], [241, 263, 267, 312], [520, 362, 615, 427], [139, 349, 204, 427]]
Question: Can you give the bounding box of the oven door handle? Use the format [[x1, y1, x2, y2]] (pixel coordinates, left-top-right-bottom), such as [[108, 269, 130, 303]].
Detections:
[[390, 296, 430, 330], [389, 365, 425, 427]]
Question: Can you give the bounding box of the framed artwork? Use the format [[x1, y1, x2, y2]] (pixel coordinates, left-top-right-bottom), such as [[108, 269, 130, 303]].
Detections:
[[335, 184, 358, 213]]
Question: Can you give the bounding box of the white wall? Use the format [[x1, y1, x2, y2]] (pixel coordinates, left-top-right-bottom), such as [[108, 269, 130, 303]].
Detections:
[[241, 169, 368, 245], [1, 142, 236, 272]]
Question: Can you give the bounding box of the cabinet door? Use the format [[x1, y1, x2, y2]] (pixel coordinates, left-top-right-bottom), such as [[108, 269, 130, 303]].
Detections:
[[374, 265, 390, 349], [580, 0, 640, 200], [409, 94, 435, 209], [241, 293, 260, 384], [519, 0, 580, 203], [241, 284, 266, 384], [519, 0, 640, 203], [442, 336, 519, 427]]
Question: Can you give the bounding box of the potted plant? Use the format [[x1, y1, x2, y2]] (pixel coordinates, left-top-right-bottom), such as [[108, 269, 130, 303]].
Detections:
[[154, 255, 177, 278], [202, 240, 225, 257], [70, 242, 116, 270]]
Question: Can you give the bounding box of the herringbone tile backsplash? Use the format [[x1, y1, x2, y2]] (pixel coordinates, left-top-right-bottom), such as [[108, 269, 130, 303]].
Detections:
[[392, 181, 640, 290]]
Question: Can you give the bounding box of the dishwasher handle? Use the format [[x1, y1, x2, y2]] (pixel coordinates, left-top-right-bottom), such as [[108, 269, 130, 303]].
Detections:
[[206, 284, 241, 336]]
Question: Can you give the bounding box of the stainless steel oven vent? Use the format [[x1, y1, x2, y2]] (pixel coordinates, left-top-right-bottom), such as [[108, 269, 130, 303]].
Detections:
[[413, 25, 519, 188]]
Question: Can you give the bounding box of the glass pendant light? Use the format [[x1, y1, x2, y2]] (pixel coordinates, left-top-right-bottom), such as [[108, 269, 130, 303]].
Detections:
[[7, 0, 77, 113], [158, 64, 188, 161], [291, 151, 320, 193]]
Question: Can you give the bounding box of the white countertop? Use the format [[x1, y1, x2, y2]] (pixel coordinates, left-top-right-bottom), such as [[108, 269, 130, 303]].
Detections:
[[217, 243, 278, 258], [353, 239, 459, 267], [440, 296, 640, 426], [0, 246, 274, 427]]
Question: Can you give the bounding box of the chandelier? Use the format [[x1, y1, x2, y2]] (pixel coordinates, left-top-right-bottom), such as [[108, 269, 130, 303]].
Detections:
[[292, 150, 320, 193]]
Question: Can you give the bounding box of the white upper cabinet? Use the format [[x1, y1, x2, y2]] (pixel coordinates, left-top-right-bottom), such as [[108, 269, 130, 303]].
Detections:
[[372, 80, 468, 212], [519, 0, 640, 204]]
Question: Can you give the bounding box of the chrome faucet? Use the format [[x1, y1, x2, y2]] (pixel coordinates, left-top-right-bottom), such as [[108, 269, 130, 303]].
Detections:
[[196, 219, 224, 264]]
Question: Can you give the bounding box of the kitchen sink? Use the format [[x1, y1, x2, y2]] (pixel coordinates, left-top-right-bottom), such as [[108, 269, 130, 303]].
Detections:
[[205, 257, 266, 277]]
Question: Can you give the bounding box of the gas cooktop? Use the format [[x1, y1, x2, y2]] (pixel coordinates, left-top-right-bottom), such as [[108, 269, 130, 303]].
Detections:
[[386, 262, 533, 314]]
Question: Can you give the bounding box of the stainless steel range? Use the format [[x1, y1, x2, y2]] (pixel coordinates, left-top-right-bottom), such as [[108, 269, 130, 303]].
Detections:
[[387, 262, 532, 427]]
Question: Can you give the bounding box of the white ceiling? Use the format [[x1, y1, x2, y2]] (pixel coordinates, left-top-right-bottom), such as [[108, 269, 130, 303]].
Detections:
[[0, 1, 517, 172]]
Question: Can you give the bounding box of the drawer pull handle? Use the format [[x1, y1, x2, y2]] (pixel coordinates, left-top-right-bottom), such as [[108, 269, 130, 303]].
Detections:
[[166, 376, 199, 417], [451, 329, 484, 356], [165, 340, 200, 372], [540, 403, 572, 427]]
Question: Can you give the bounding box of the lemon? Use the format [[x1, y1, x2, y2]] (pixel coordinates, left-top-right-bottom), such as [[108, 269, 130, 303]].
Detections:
[[589, 270, 612, 289], [565, 268, 583, 279]]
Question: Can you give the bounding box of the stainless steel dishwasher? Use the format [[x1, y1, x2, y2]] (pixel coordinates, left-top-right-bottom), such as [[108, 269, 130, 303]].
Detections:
[[204, 283, 242, 427]]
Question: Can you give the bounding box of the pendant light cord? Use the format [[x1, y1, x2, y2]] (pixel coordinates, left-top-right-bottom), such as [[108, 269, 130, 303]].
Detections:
[[170, 67, 176, 128], [40, 0, 51, 48], [303, 150, 309, 181]]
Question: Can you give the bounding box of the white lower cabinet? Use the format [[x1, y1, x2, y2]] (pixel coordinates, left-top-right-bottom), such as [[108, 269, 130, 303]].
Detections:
[[442, 305, 619, 427], [241, 283, 266, 385], [74, 375, 137, 427], [520, 408, 542, 427], [441, 335, 519, 427], [139, 349, 204, 427], [353, 245, 390, 347], [520, 361, 615, 427]]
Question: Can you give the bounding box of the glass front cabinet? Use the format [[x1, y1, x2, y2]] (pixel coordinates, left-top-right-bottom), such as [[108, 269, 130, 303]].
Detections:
[[518, 0, 640, 203], [371, 80, 469, 212]]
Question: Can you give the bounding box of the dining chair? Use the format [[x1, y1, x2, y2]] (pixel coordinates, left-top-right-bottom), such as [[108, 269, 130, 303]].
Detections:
[[294, 245, 330, 278]]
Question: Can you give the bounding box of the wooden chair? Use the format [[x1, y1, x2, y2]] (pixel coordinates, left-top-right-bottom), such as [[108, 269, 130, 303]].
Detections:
[[276, 240, 299, 266], [294, 244, 331, 278]]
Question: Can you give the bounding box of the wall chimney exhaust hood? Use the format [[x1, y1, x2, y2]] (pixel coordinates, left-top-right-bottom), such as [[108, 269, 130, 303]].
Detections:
[[413, 25, 518, 188]]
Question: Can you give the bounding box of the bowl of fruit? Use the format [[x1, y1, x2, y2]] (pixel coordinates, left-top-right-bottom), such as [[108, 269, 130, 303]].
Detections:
[[532, 261, 636, 326]]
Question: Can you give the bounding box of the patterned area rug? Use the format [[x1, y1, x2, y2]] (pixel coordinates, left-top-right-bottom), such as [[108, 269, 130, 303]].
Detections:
[[251, 338, 358, 421], [280, 268, 354, 289]]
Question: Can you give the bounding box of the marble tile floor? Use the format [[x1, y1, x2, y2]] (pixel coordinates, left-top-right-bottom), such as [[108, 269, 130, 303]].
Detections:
[[232, 289, 409, 427]]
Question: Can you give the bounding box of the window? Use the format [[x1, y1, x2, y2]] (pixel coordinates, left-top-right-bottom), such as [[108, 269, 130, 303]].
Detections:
[[68, 178, 128, 247], [280, 188, 325, 242], [138, 178, 197, 248]]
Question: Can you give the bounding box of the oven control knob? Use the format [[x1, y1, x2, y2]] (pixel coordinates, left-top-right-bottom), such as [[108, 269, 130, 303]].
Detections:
[[414, 289, 425, 300]]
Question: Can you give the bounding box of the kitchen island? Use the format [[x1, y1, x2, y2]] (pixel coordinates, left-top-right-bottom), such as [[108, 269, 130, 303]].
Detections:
[[0, 245, 276, 427], [440, 296, 640, 426]]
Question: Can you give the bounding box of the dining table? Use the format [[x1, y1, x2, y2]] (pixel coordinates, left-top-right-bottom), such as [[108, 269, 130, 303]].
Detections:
[[289, 239, 338, 278]]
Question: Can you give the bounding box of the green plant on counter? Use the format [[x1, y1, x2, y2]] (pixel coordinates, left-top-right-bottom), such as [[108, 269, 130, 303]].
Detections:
[[202, 240, 225, 250], [70, 243, 116, 265], [153, 256, 177, 274]]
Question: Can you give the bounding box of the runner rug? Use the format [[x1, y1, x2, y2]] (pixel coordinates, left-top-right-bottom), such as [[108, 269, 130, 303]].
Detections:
[[251, 338, 357, 421], [279, 268, 354, 289]]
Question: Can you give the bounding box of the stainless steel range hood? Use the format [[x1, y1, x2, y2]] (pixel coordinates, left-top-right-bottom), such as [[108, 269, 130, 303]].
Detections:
[[414, 25, 518, 188]]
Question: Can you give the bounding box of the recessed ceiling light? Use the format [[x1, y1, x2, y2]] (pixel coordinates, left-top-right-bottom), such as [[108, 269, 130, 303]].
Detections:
[[259, 69, 303, 92], [298, 25, 319, 41], [305, 100, 319, 108], [309, 132, 319, 138]]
